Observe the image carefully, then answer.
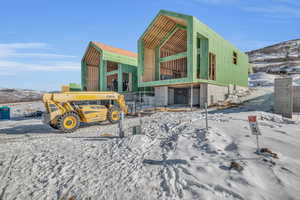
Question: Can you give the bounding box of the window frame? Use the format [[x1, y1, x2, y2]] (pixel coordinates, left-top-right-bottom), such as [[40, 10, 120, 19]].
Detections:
[[233, 51, 238, 65]]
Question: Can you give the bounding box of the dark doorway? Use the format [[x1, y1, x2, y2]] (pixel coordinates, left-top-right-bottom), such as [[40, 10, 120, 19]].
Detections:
[[174, 88, 188, 104]]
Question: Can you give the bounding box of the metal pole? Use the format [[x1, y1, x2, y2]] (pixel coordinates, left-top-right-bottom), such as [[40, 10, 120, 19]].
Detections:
[[139, 112, 143, 134], [205, 102, 208, 131], [190, 84, 193, 111], [256, 135, 260, 153], [139, 91, 142, 111], [119, 112, 125, 138]]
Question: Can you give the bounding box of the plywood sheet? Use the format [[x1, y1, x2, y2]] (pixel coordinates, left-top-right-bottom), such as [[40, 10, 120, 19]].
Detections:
[[143, 48, 155, 81], [87, 65, 99, 91]]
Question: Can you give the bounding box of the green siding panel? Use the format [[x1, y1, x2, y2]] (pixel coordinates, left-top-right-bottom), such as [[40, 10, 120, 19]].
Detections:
[[118, 64, 123, 93], [155, 47, 160, 80], [159, 52, 187, 62], [101, 59, 107, 91], [106, 70, 118, 76], [81, 61, 87, 90], [102, 51, 137, 66]]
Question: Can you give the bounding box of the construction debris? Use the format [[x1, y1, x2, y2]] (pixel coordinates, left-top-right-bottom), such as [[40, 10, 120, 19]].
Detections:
[[229, 161, 244, 172], [260, 148, 279, 159]]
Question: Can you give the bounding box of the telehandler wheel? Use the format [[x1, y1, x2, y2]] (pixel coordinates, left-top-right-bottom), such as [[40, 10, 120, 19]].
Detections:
[[58, 112, 80, 133], [107, 106, 121, 124], [49, 116, 61, 130]]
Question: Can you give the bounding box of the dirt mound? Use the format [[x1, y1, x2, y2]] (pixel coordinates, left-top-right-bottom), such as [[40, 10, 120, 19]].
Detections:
[[0, 88, 43, 104]]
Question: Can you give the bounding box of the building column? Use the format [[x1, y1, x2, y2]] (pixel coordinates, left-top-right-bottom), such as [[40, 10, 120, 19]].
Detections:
[[199, 83, 208, 108], [190, 84, 193, 110], [118, 64, 123, 93], [101, 60, 107, 91], [155, 86, 168, 106]]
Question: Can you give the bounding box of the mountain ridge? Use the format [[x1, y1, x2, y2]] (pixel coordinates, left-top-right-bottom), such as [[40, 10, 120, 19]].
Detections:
[[246, 38, 300, 72]]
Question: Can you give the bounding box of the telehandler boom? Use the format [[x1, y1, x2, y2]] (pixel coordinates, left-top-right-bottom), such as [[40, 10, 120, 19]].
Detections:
[[42, 91, 128, 133]]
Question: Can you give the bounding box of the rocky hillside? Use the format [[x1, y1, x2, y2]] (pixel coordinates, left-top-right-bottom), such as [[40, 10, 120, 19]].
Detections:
[[0, 88, 43, 104], [247, 38, 300, 73]]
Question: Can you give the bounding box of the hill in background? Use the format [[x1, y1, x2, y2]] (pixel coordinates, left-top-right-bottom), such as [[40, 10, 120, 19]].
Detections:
[[247, 38, 300, 73], [0, 88, 43, 104]]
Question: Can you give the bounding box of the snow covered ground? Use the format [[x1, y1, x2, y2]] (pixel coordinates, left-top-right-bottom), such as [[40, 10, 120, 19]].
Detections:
[[0, 90, 300, 200]]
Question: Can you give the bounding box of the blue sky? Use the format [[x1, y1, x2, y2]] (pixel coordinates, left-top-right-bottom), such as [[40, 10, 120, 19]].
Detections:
[[0, 0, 299, 91]]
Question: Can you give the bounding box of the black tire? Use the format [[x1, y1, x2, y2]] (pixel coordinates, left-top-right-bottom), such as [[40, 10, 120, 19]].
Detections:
[[107, 106, 121, 124], [57, 112, 80, 133], [49, 123, 59, 129], [49, 116, 61, 129]]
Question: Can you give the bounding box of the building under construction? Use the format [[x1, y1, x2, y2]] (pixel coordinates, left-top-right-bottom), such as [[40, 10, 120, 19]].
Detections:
[[81, 42, 138, 93], [81, 10, 249, 107], [138, 10, 249, 106]]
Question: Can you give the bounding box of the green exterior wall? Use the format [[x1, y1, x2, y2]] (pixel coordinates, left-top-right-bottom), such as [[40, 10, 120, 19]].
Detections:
[[138, 10, 249, 88], [81, 42, 138, 93]]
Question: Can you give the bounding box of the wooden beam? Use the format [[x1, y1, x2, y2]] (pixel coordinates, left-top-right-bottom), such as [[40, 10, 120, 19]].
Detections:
[[159, 51, 187, 62], [158, 27, 179, 49], [106, 70, 118, 76]]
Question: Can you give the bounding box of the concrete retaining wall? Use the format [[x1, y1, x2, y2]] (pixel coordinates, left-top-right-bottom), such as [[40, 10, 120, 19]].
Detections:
[[293, 86, 300, 112], [274, 78, 293, 118]]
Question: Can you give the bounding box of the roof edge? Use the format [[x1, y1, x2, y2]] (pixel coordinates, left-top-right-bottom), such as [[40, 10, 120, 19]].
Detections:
[[138, 10, 193, 41]]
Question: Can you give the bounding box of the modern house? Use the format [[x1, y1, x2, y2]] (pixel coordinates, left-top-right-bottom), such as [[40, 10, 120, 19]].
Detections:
[[81, 42, 138, 93], [138, 10, 249, 106]]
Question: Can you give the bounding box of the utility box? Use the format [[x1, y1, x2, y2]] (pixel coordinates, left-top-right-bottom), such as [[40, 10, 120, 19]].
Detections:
[[0, 106, 10, 120]]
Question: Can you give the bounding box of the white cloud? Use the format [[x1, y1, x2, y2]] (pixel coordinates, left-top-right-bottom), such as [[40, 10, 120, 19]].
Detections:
[[0, 42, 47, 49], [0, 42, 76, 59], [193, 0, 238, 4], [190, 0, 300, 19], [1, 52, 76, 58], [0, 61, 80, 73], [244, 5, 300, 18], [0, 71, 15, 76], [0, 42, 79, 76]]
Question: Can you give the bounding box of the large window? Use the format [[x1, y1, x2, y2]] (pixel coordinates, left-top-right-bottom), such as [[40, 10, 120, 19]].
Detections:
[[197, 38, 201, 78], [209, 52, 216, 80]]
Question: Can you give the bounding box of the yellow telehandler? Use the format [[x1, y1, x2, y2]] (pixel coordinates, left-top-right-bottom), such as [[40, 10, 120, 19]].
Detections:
[[42, 91, 128, 133]]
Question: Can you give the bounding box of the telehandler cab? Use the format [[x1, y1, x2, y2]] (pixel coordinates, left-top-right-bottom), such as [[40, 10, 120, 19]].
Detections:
[[42, 92, 128, 133]]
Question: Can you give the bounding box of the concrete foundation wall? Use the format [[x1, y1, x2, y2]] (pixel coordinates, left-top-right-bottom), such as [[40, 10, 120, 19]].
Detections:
[[187, 87, 200, 106], [293, 86, 300, 112], [274, 78, 293, 118], [199, 83, 229, 107], [155, 83, 230, 107], [207, 84, 228, 105], [155, 86, 168, 106]]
